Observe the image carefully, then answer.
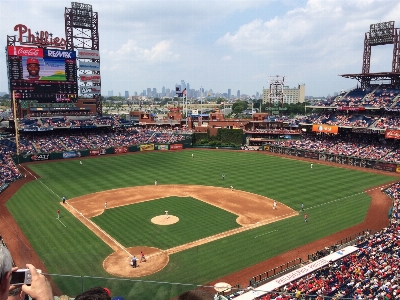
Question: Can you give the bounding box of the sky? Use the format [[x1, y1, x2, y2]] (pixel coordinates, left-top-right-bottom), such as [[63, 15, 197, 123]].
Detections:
[[1, 0, 400, 98]]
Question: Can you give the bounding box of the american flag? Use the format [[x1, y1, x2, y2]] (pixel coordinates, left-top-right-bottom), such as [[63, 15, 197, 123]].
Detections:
[[183, 88, 187, 95]]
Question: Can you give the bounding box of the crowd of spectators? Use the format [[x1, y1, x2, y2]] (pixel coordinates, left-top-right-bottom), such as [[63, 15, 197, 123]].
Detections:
[[305, 113, 374, 128], [15, 127, 190, 155], [279, 135, 399, 162], [312, 85, 400, 109]]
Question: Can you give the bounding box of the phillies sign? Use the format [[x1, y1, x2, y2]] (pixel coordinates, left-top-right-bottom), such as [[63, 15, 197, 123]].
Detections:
[[14, 24, 66, 49]]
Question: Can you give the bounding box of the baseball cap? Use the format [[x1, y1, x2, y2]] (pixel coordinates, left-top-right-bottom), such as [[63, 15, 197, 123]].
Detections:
[[103, 288, 111, 297], [27, 58, 40, 65]]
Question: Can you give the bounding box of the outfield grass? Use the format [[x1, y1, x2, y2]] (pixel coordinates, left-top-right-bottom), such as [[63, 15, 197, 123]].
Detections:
[[6, 150, 398, 299]]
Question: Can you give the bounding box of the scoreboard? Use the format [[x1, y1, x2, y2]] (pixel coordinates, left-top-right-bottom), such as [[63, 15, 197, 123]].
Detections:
[[7, 46, 78, 103]]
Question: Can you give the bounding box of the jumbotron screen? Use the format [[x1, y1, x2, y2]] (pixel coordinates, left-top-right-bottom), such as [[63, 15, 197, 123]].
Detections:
[[7, 46, 78, 103]]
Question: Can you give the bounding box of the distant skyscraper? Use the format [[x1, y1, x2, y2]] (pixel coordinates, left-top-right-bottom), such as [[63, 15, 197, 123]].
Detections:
[[108, 90, 113, 97], [147, 88, 151, 97], [152, 88, 157, 97], [228, 89, 231, 99], [125, 91, 129, 98], [237, 90, 240, 98], [162, 86, 166, 96], [181, 80, 186, 90]]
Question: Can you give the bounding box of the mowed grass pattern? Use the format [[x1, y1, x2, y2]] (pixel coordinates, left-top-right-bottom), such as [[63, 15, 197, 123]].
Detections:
[[6, 150, 398, 299], [93, 197, 240, 248]]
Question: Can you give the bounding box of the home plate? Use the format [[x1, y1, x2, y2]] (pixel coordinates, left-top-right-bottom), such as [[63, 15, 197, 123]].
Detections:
[[214, 282, 231, 292]]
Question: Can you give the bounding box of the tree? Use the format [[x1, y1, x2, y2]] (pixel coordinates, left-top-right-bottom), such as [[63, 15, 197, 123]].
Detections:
[[232, 100, 248, 114], [216, 97, 225, 104]]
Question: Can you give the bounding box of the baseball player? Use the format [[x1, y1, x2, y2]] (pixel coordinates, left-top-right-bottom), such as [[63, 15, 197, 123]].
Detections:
[[165, 210, 169, 219], [104, 202, 107, 210], [57, 209, 60, 219], [230, 185, 233, 191], [273, 200, 277, 210], [140, 251, 146, 262]]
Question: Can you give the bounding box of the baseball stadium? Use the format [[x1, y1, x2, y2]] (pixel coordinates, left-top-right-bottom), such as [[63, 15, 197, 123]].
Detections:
[[1, 3, 400, 300]]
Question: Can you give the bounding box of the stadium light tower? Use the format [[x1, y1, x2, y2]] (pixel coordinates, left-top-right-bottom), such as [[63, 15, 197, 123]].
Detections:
[[268, 75, 286, 117], [342, 21, 400, 88], [65, 2, 102, 115]]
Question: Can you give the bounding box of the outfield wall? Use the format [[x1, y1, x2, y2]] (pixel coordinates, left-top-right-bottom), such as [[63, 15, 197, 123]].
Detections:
[[12, 141, 192, 163]]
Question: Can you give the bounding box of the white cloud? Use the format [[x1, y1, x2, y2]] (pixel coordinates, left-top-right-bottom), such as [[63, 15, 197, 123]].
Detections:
[[106, 39, 179, 63]]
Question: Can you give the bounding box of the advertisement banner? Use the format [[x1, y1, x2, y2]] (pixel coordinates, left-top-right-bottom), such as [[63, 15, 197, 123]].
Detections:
[[312, 124, 338, 134], [170, 144, 183, 150], [385, 129, 400, 139], [44, 49, 76, 59], [304, 151, 319, 159], [114, 146, 128, 154], [373, 162, 397, 172], [80, 86, 101, 94], [80, 74, 101, 82], [31, 154, 49, 161], [156, 145, 168, 150], [90, 149, 106, 156], [79, 61, 100, 71], [63, 151, 81, 159], [140, 144, 155, 151], [337, 106, 365, 111], [8, 46, 44, 57], [78, 49, 100, 59]]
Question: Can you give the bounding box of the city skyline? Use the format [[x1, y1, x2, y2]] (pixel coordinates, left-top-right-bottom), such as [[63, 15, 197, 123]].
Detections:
[[1, 1, 400, 98]]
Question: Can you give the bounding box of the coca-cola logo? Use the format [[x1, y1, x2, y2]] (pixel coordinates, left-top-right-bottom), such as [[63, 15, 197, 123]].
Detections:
[[17, 48, 40, 56], [386, 130, 400, 139]]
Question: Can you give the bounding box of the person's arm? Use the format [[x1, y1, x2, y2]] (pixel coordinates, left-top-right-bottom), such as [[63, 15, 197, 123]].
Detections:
[[21, 264, 53, 300]]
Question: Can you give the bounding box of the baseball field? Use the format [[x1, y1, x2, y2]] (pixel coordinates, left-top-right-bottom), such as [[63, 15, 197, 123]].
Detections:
[[4, 149, 399, 299]]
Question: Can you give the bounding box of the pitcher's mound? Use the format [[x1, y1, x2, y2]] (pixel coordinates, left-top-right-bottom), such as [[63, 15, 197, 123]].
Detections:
[[151, 215, 179, 225], [103, 246, 168, 277]]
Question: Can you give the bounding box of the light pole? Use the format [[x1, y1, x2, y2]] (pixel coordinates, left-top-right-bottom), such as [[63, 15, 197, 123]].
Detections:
[[200, 86, 202, 115]]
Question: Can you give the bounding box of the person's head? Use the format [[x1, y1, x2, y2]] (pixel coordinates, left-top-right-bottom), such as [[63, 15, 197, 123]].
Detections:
[[74, 287, 111, 300], [177, 289, 214, 300], [0, 246, 13, 300], [26, 58, 40, 78]]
